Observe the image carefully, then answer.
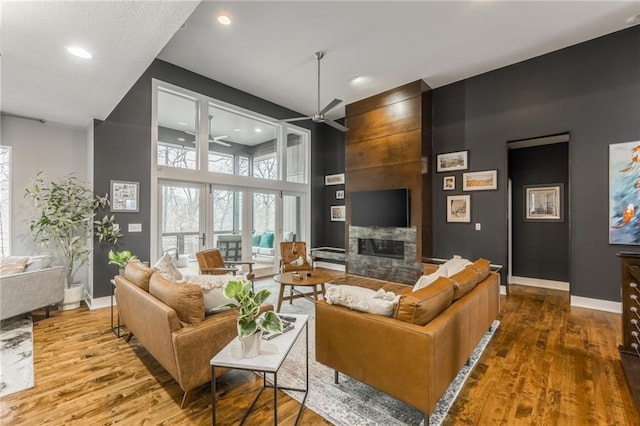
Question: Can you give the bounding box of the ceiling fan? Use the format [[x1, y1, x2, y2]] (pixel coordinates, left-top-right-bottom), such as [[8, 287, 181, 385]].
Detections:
[[281, 51, 348, 132], [184, 115, 231, 146]]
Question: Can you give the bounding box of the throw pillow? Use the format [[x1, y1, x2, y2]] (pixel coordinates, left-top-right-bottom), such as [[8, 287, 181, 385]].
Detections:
[[283, 231, 295, 242], [440, 255, 472, 277], [325, 285, 399, 317], [149, 273, 204, 325], [413, 265, 446, 291], [0, 256, 29, 276], [180, 274, 240, 314], [24, 255, 53, 272], [396, 277, 455, 325], [153, 254, 182, 281], [259, 232, 274, 248], [124, 260, 155, 292], [251, 233, 262, 246]]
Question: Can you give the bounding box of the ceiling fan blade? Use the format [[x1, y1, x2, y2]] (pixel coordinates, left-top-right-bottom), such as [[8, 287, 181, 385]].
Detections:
[[281, 116, 312, 122], [319, 98, 342, 116], [211, 139, 231, 147], [324, 119, 348, 132]]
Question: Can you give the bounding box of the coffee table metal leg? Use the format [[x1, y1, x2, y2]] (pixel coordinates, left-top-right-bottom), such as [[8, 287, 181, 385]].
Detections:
[[273, 372, 278, 425], [211, 365, 217, 425]]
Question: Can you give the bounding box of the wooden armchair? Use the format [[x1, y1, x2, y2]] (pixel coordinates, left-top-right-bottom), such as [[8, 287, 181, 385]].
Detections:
[[279, 242, 314, 273], [195, 248, 255, 282]]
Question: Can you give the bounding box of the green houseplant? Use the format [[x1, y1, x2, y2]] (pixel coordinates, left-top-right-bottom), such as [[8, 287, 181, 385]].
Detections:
[[222, 280, 282, 358], [108, 250, 137, 275], [25, 173, 122, 309]]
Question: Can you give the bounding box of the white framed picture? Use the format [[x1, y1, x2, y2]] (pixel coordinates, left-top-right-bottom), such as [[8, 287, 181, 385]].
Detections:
[[436, 151, 468, 172], [110, 180, 139, 212], [325, 173, 345, 186], [525, 184, 563, 221], [462, 170, 498, 191], [443, 176, 455, 191], [330, 205, 345, 221], [336, 190, 344, 199], [446, 195, 470, 223]]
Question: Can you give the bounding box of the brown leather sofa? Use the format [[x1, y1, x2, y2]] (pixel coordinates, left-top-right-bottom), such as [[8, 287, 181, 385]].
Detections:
[[114, 261, 272, 407], [315, 259, 499, 423]]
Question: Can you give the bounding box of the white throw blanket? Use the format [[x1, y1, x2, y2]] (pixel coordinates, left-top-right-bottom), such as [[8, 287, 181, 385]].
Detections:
[[325, 285, 399, 317]]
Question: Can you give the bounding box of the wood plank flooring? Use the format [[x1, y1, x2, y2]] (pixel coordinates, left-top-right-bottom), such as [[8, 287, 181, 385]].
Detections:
[[1, 280, 638, 425]]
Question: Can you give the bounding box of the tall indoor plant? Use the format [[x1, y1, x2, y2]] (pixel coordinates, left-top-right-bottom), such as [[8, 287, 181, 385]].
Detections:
[[25, 172, 122, 309], [222, 280, 282, 358]]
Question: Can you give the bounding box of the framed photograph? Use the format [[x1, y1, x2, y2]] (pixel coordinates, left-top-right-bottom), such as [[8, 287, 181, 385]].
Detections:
[[436, 150, 468, 172], [325, 173, 345, 186], [447, 195, 470, 223], [336, 190, 345, 199], [463, 170, 498, 191], [610, 141, 640, 244], [443, 176, 456, 191], [524, 184, 563, 221], [110, 180, 139, 212], [330, 205, 346, 221]]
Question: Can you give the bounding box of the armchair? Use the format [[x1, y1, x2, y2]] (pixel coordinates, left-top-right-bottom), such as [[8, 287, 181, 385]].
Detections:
[[279, 242, 314, 273], [195, 248, 255, 283]]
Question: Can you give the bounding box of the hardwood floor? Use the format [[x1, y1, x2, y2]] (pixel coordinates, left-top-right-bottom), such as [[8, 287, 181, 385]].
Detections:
[[1, 281, 637, 425]]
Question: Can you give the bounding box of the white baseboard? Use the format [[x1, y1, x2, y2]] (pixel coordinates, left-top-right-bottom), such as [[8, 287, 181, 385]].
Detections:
[[510, 276, 569, 292], [570, 295, 622, 314], [500, 285, 507, 295], [315, 261, 345, 272], [86, 295, 111, 310]]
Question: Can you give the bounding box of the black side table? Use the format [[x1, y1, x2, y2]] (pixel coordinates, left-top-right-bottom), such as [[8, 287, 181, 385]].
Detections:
[[110, 279, 127, 338]]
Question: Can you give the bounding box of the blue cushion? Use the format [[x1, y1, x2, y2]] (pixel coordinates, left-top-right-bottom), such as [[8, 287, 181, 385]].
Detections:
[[259, 232, 274, 248], [252, 233, 262, 246]]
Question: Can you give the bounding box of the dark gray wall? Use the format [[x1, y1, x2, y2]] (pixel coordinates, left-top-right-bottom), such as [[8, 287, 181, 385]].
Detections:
[[93, 59, 330, 298], [509, 143, 569, 281], [432, 26, 640, 302]]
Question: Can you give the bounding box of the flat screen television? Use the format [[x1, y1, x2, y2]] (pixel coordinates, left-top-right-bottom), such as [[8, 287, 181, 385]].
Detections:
[[351, 188, 409, 227]]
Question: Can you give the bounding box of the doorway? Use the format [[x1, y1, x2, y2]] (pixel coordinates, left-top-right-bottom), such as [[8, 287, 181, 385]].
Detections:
[[507, 134, 570, 291]]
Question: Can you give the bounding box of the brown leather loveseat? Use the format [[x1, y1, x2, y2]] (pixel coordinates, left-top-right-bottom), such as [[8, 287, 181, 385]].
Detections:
[[115, 261, 272, 407], [315, 259, 499, 423]]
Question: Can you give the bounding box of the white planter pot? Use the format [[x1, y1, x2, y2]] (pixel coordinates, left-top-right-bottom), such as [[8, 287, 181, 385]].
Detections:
[[240, 331, 262, 359], [60, 284, 84, 311]]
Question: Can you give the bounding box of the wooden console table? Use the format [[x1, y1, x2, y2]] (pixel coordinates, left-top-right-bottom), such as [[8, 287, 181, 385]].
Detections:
[[617, 251, 640, 411]]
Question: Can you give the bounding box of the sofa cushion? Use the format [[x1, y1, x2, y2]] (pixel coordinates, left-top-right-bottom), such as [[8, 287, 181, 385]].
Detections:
[[149, 273, 204, 325], [25, 255, 53, 272], [124, 261, 155, 292], [153, 254, 183, 281], [395, 277, 454, 325], [180, 273, 240, 314], [0, 256, 29, 276], [251, 233, 262, 246], [259, 232, 274, 248], [470, 258, 491, 282], [449, 266, 480, 300]]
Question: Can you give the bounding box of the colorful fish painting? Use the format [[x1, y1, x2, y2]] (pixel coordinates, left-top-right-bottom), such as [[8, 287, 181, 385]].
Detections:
[[610, 141, 640, 244]]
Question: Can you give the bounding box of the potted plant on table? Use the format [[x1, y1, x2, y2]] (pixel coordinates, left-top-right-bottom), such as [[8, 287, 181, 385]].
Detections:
[[108, 250, 137, 276], [222, 280, 282, 358], [25, 172, 122, 310]]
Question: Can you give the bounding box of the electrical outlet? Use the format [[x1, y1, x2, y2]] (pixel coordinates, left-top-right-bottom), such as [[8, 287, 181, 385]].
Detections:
[[113, 223, 120, 231], [128, 223, 142, 232], [475, 223, 481, 231]]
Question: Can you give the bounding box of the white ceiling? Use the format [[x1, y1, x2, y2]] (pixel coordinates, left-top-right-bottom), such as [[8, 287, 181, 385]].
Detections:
[[2, 1, 639, 128]]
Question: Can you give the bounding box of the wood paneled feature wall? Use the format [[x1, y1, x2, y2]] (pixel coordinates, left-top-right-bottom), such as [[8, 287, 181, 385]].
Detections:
[[345, 80, 432, 263]]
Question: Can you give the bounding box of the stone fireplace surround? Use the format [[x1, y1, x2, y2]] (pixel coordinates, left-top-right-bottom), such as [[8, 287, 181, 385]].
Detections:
[[348, 226, 422, 285]]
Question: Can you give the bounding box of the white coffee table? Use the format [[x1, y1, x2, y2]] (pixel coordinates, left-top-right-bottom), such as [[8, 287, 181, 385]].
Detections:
[[210, 313, 309, 425]]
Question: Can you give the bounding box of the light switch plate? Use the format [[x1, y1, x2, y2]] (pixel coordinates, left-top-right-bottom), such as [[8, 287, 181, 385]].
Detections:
[[475, 223, 481, 231], [128, 223, 142, 232]]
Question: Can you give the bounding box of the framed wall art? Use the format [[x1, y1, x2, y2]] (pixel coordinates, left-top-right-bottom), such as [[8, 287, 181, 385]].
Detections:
[[336, 190, 345, 199], [325, 173, 345, 186], [330, 205, 346, 221], [462, 170, 498, 191], [446, 195, 470, 223], [110, 180, 139, 212], [436, 150, 468, 172], [610, 140, 640, 244], [524, 184, 563, 222], [443, 176, 455, 191]]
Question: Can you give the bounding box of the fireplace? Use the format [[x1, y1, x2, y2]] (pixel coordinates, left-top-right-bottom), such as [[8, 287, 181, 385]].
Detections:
[[358, 238, 404, 259]]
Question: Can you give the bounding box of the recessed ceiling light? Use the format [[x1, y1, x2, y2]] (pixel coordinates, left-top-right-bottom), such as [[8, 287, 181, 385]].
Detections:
[[233, 128, 241, 132], [177, 121, 188, 126], [626, 14, 640, 26], [350, 76, 371, 85], [66, 46, 92, 59], [254, 128, 262, 133], [178, 137, 185, 142], [217, 15, 231, 25]]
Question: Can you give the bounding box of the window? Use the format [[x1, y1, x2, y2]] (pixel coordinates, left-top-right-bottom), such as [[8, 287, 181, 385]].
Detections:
[[157, 89, 198, 170], [0, 146, 10, 256]]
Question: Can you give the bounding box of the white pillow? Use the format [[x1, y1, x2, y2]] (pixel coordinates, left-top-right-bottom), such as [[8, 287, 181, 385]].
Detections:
[[0, 256, 29, 276], [325, 285, 399, 317], [153, 254, 182, 281], [440, 255, 472, 277], [25, 255, 53, 272], [413, 265, 446, 291], [181, 274, 241, 314]]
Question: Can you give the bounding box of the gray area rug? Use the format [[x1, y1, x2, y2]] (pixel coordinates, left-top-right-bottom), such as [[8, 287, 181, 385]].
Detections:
[[0, 315, 34, 397], [256, 278, 500, 425]]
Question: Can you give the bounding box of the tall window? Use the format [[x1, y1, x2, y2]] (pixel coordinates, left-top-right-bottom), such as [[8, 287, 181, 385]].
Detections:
[[157, 89, 198, 170], [0, 146, 10, 256]]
